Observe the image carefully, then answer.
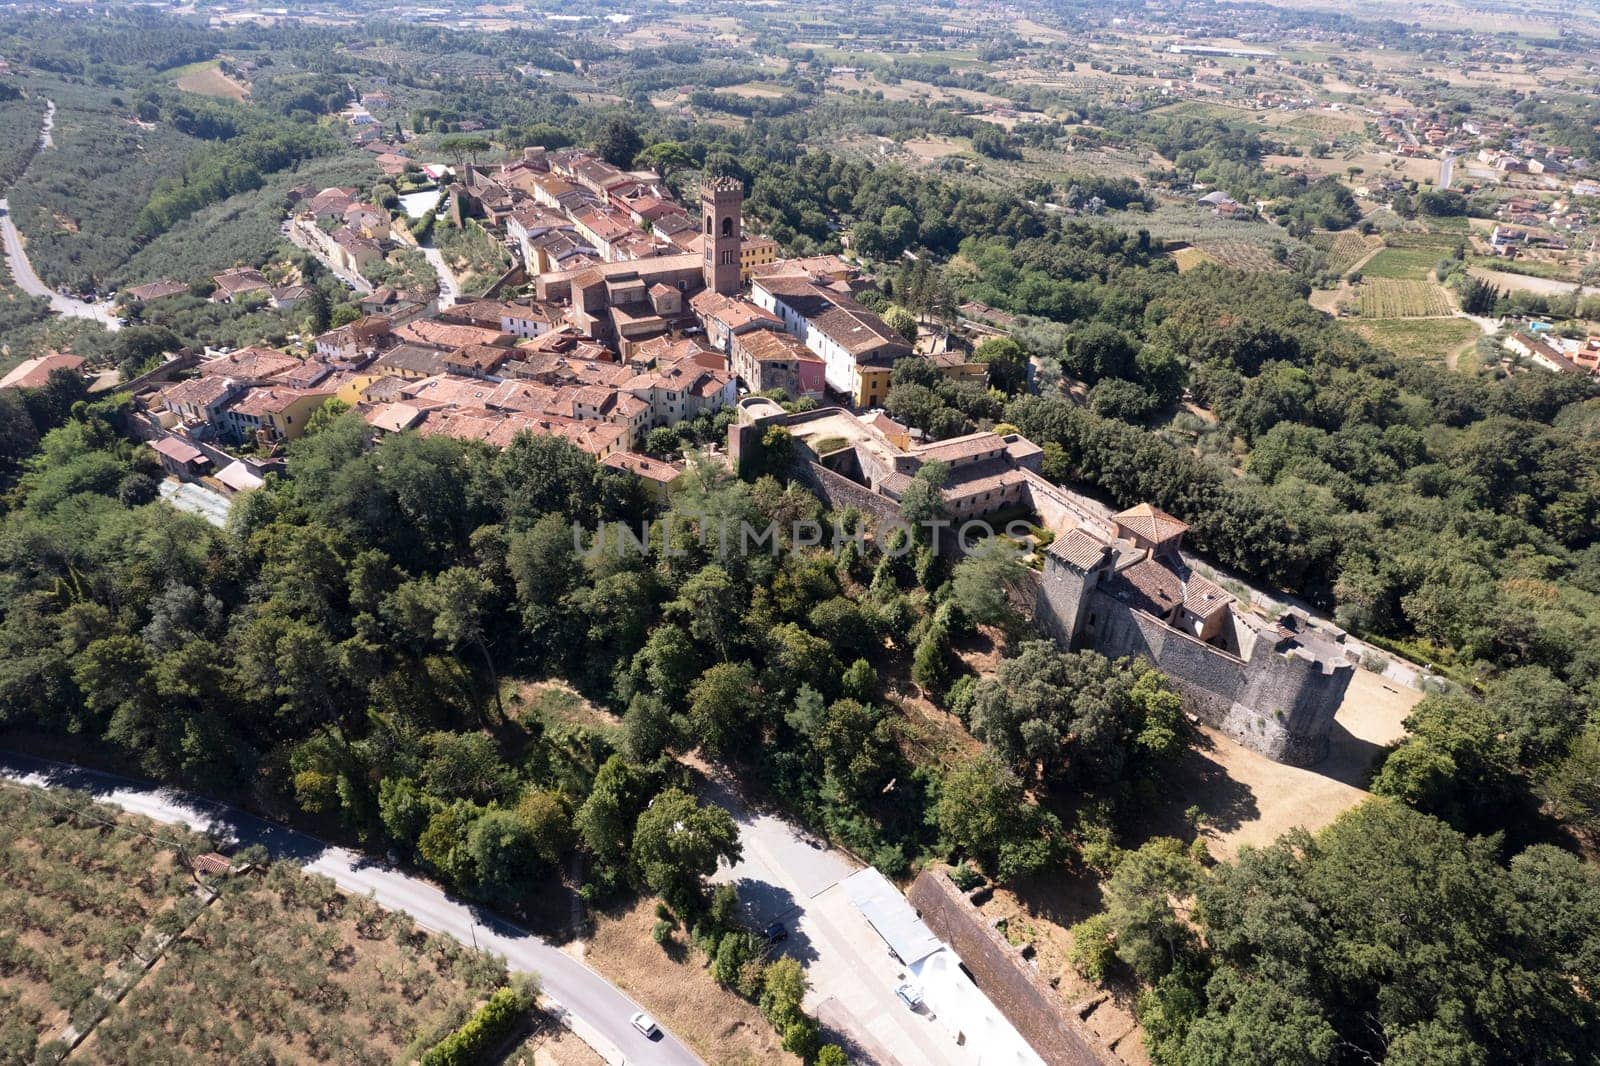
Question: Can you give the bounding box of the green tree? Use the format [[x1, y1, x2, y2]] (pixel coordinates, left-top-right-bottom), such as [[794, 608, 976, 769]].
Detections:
[[630, 787, 741, 909]]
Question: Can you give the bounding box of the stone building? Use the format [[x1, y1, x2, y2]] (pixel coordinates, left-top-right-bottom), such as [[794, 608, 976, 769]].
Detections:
[[731, 399, 1355, 766], [1034, 507, 1354, 766]]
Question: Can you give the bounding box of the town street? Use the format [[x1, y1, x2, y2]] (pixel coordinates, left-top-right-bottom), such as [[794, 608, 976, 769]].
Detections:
[[0, 751, 702, 1066]]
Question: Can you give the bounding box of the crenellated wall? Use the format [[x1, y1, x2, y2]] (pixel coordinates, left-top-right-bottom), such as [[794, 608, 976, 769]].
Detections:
[[1036, 556, 1353, 767]]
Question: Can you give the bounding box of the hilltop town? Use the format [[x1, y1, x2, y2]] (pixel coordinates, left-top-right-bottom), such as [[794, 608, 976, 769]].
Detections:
[[6, 3, 1600, 1066]]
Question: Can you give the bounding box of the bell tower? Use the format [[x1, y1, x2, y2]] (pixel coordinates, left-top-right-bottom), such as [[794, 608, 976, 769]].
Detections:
[[700, 175, 743, 295]]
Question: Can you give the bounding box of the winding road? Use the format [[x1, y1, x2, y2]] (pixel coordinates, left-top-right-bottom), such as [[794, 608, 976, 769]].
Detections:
[[0, 100, 121, 332], [0, 750, 701, 1066]]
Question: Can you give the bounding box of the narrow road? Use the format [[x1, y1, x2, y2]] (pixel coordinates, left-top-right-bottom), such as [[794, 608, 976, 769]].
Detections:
[[1, 98, 121, 332], [420, 241, 460, 307], [0, 750, 701, 1066], [0, 198, 121, 331], [1438, 151, 1455, 191]]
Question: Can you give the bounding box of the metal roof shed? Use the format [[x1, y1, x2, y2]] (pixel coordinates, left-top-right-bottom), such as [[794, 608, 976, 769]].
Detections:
[[841, 867, 944, 966]]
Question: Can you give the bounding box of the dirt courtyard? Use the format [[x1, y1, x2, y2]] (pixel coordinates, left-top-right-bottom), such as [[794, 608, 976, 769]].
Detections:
[[1146, 667, 1421, 860]]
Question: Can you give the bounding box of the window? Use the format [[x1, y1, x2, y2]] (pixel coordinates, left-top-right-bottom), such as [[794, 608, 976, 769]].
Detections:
[[721, 216, 733, 237], [704, 215, 712, 234]]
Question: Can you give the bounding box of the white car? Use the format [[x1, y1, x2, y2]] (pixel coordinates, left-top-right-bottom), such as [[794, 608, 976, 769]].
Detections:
[[895, 983, 923, 1010], [630, 1011, 660, 1038]]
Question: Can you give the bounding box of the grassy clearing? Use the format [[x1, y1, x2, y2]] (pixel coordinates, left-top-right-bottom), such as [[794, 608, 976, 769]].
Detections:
[[1355, 279, 1455, 317], [1351, 316, 1480, 360], [172, 61, 247, 101], [1360, 246, 1444, 280], [1171, 246, 1216, 273]]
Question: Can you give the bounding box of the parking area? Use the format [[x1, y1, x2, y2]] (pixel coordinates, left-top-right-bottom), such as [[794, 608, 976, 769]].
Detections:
[[704, 777, 997, 1066]]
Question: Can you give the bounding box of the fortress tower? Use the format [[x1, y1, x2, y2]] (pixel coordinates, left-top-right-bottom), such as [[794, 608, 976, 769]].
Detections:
[[700, 175, 744, 296]]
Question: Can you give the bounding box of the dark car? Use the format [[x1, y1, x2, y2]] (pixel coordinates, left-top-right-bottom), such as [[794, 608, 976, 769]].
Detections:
[[762, 921, 788, 944]]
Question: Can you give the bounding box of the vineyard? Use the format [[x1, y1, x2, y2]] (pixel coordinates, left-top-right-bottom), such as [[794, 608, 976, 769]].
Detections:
[[1356, 278, 1455, 317], [1360, 247, 1446, 280], [1193, 240, 1291, 273], [1352, 317, 1482, 363], [1313, 231, 1378, 275]]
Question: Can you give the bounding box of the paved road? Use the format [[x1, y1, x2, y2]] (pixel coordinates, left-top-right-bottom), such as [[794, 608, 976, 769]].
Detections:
[[0, 198, 121, 331], [704, 774, 982, 1065], [420, 242, 460, 307], [1439, 151, 1455, 190], [283, 220, 374, 296], [0, 750, 701, 1066], [0, 100, 122, 332]]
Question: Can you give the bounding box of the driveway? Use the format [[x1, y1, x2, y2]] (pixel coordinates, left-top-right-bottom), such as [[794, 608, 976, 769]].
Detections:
[[0, 751, 701, 1066], [703, 775, 989, 1066]]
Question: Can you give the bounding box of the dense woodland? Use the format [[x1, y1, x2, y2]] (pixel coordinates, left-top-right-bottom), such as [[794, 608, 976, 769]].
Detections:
[[2, 8, 1600, 1065]]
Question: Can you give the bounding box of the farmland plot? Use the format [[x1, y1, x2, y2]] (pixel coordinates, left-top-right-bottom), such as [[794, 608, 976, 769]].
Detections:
[[1357, 279, 1454, 317]]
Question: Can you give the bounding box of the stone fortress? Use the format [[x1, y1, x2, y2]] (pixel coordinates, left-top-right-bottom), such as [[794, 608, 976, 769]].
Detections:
[[732, 398, 1356, 766], [1034, 507, 1354, 766]]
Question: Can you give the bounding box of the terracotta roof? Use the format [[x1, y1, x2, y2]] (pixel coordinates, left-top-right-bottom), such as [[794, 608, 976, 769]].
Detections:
[[0, 353, 85, 390], [1047, 529, 1112, 570], [603, 450, 683, 484], [197, 347, 301, 381], [159, 375, 235, 410], [126, 279, 189, 302], [149, 436, 206, 464], [1113, 502, 1189, 544], [226, 386, 328, 418], [912, 432, 1007, 464], [755, 275, 910, 360], [1182, 573, 1235, 617], [1108, 557, 1184, 616]]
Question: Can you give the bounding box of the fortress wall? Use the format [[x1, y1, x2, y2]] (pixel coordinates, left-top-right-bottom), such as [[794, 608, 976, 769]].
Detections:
[[792, 459, 901, 527], [1231, 644, 1353, 765], [1087, 591, 1245, 724]]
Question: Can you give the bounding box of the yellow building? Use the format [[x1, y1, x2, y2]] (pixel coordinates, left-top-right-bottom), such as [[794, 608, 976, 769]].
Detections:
[[221, 387, 333, 443], [740, 236, 779, 282], [854, 365, 892, 408]]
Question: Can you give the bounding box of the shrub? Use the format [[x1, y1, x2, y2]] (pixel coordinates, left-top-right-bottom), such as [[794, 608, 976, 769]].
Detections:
[[420, 984, 534, 1066], [651, 919, 674, 946], [1067, 913, 1116, 982], [949, 861, 985, 893]]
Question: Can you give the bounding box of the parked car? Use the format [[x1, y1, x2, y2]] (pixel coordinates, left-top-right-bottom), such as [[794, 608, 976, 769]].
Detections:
[[762, 921, 788, 944], [895, 983, 923, 1011], [630, 1011, 660, 1039]]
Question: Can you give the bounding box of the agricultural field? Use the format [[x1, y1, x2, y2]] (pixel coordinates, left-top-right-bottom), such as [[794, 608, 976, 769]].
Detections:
[[1350, 316, 1482, 362], [1355, 278, 1455, 317], [1313, 230, 1379, 275], [0, 784, 210, 1063], [170, 59, 248, 101], [1359, 246, 1446, 280], [0, 783, 513, 1066], [1193, 240, 1291, 273]]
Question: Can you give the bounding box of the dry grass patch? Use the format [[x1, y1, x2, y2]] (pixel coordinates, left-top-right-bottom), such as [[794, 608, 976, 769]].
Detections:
[[580, 897, 797, 1066]]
